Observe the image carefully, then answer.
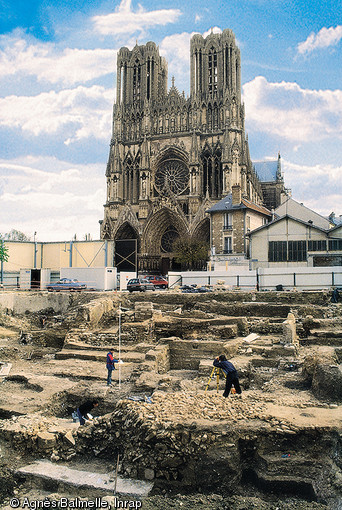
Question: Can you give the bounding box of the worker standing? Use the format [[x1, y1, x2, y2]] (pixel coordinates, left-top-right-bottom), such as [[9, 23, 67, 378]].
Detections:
[[106, 348, 119, 386], [213, 354, 242, 398]]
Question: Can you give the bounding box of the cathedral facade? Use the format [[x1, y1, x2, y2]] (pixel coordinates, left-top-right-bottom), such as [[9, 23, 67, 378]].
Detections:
[[100, 29, 283, 273]]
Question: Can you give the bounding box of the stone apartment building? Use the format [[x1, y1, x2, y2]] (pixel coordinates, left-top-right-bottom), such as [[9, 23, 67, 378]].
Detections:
[[207, 183, 272, 265], [100, 29, 285, 273]]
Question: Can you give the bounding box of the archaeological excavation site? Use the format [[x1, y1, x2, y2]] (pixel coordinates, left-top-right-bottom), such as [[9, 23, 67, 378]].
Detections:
[[0, 288, 341, 509]]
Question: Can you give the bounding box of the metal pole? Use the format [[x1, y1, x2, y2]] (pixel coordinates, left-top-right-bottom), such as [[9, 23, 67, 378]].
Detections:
[[104, 240, 108, 267], [256, 268, 259, 291], [114, 453, 120, 495], [69, 241, 73, 267], [0, 240, 4, 286], [118, 304, 121, 389]]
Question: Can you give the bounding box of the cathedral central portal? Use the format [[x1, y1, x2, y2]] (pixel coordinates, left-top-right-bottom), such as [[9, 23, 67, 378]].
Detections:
[[100, 29, 264, 273]]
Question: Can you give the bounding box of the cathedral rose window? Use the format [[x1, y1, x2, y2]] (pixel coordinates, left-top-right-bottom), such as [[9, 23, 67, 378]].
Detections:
[[155, 159, 189, 195], [161, 226, 179, 253]]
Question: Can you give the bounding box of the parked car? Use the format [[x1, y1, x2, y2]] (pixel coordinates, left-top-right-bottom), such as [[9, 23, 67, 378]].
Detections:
[[46, 278, 87, 292], [144, 275, 168, 289], [126, 278, 155, 292]]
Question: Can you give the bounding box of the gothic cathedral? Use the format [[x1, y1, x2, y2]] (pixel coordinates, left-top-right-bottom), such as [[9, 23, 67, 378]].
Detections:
[[101, 29, 278, 273]]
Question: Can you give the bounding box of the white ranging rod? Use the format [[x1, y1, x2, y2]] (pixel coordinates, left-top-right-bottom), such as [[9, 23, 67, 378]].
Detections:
[[118, 304, 122, 389]]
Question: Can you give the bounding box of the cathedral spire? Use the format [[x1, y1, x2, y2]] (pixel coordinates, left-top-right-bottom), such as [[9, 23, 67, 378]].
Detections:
[[243, 135, 250, 165], [113, 138, 121, 173], [276, 151, 283, 181]]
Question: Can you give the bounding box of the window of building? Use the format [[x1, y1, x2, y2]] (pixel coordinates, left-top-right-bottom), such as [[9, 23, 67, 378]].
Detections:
[[133, 61, 141, 102], [288, 240, 307, 261], [208, 49, 217, 94], [308, 240, 327, 251], [328, 239, 342, 251], [269, 240, 309, 262], [268, 241, 287, 262], [223, 237, 232, 254], [146, 58, 151, 100], [223, 212, 233, 230]]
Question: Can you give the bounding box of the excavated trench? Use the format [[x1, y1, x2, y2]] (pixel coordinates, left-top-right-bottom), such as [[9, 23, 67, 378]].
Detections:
[[0, 289, 341, 509]]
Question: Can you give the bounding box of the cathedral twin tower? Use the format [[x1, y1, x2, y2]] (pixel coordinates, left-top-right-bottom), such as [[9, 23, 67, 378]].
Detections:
[[101, 29, 267, 272]]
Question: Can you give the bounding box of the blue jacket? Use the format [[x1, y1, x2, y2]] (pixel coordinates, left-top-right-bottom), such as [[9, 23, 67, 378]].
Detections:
[[107, 352, 118, 369], [213, 359, 237, 375]]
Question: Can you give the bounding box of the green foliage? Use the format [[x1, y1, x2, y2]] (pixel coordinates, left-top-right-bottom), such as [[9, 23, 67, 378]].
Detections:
[[3, 229, 31, 241], [173, 237, 210, 270], [0, 238, 9, 263]]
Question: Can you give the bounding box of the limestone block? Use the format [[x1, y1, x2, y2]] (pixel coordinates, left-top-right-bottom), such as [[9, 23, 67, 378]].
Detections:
[[37, 431, 56, 449], [64, 431, 76, 446], [144, 468, 155, 480], [312, 364, 342, 401], [134, 301, 153, 320], [282, 312, 298, 346]]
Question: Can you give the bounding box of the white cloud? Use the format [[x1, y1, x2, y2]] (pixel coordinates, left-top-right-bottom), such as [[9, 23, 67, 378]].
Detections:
[[282, 159, 342, 216], [92, 0, 181, 37], [0, 34, 117, 86], [160, 32, 191, 72], [195, 14, 202, 23], [202, 27, 222, 38], [0, 156, 105, 241], [243, 76, 342, 143], [0, 85, 113, 143], [297, 25, 342, 56], [159, 27, 223, 93]]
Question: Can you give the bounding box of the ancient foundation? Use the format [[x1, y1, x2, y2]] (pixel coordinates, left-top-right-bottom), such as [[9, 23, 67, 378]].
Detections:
[[0, 289, 341, 509]]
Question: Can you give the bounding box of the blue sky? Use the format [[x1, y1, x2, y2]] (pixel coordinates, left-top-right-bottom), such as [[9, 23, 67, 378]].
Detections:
[[0, 0, 341, 241]]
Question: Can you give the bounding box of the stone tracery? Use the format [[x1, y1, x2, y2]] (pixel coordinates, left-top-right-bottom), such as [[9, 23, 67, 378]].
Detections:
[[101, 29, 283, 272]]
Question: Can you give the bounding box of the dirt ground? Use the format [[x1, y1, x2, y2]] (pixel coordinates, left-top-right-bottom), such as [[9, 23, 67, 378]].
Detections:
[[1, 291, 342, 509]]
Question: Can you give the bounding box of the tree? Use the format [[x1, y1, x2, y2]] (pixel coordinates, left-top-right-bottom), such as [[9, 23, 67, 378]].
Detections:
[[0, 237, 9, 263], [3, 229, 31, 241], [173, 237, 210, 270]]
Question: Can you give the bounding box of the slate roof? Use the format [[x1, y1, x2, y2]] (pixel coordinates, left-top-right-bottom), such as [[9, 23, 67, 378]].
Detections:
[[206, 193, 271, 216], [207, 194, 234, 212], [253, 160, 278, 182], [328, 216, 342, 227]]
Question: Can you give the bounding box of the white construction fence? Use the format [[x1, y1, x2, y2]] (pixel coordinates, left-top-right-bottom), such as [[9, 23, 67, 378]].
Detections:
[[168, 266, 342, 291]]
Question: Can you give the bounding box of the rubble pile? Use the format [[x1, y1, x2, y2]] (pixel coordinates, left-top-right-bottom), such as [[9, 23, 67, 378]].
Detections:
[[120, 391, 268, 424], [0, 413, 78, 460]]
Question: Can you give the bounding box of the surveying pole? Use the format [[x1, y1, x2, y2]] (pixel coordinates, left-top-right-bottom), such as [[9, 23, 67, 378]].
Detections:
[[118, 304, 122, 389]]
